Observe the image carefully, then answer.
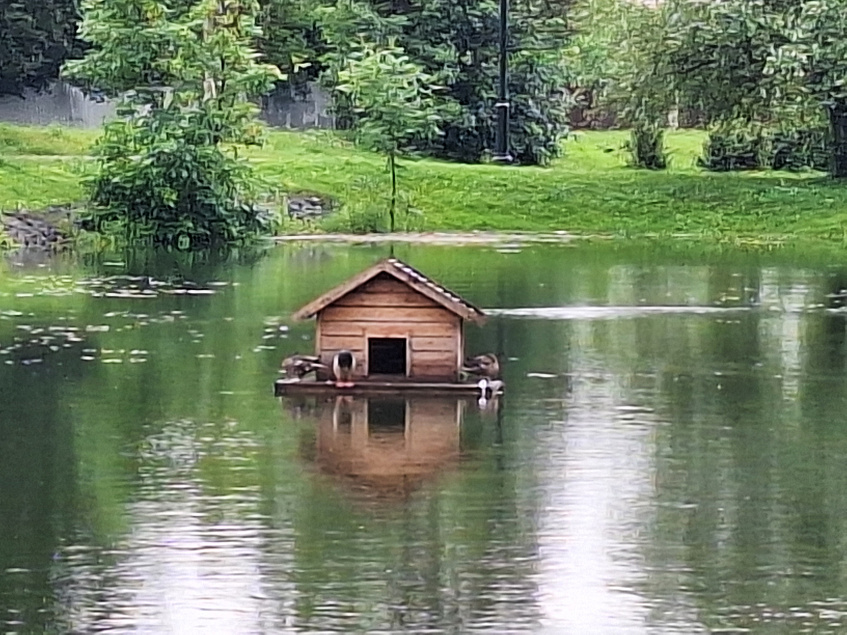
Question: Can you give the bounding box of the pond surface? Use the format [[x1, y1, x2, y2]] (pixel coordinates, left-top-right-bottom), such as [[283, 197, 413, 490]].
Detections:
[[3, 241, 847, 634]]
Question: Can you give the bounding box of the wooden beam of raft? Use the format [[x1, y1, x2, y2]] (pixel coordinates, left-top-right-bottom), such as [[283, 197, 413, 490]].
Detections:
[[275, 378, 504, 397]]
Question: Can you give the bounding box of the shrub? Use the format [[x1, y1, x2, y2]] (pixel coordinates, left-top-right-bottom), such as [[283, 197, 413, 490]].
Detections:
[[627, 122, 667, 169], [771, 127, 830, 172], [322, 204, 386, 233], [698, 123, 768, 171], [699, 121, 832, 173], [79, 110, 274, 248]]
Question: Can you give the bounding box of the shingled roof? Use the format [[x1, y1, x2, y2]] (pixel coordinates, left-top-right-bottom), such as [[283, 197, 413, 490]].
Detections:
[[291, 258, 486, 324]]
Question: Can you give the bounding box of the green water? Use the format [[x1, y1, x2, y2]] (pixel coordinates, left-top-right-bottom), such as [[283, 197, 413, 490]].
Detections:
[[3, 241, 847, 633]]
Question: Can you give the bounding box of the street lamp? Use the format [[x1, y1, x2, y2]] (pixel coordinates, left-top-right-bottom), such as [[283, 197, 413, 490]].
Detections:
[[492, 0, 512, 163]]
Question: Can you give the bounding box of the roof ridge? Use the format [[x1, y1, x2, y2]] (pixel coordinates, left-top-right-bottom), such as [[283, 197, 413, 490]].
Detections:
[[386, 258, 471, 309], [292, 257, 486, 323]]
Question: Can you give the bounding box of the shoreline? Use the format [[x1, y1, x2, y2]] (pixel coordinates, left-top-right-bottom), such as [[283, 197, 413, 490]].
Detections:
[[270, 231, 580, 245], [5, 125, 847, 244], [269, 230, 798, 246]]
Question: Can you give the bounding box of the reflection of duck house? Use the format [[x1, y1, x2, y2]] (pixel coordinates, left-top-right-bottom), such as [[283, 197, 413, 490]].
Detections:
[[275, 258, 502, 396], [310, 396, 465, 495]]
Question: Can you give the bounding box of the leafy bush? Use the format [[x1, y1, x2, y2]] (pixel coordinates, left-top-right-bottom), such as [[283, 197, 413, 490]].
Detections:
[[319, 185, 424, 234], [322, 204, 386, 234], [698, 123, 768, 171], [507, 55, 571, 166], [771, 127, 830, 172], [699, 121, 831, 173], [65, 0, 280, 248], [79, 108, 274, 248], [419, 58, 569, 166], [626, 122, 667, 169]]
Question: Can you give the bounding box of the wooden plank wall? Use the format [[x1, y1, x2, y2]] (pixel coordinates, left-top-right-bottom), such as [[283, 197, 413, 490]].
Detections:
[[316, 274, 460, 380]]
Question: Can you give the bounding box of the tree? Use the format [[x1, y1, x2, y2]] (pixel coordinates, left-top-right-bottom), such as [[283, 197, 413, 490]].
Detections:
[[405, 0, 572, 165], [64, 0, 281, 247], [662, 0, 794, 123], [0, 0, 84, 96], [563, 0, 671, 167], [257, 0, 326, 87], [562, 0, 650, 120], [335, 39, 445, 231], [662, 0, 847, 177], [319, 0, 572, 165], [783, 0, 847, 176]]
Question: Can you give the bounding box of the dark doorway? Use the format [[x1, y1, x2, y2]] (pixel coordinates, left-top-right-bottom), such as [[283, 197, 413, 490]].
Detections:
[[367, 398, 407, 432], [368, 338, 407, 375]]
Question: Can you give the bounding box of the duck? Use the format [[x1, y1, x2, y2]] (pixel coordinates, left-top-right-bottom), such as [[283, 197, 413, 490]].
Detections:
[[332, 350, 357, 388], [280, 354, 329, 380], [462, 353, 500, 380]]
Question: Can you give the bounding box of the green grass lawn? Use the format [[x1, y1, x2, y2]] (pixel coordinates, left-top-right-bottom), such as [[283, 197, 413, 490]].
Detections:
[[3, 123, 847, 242]]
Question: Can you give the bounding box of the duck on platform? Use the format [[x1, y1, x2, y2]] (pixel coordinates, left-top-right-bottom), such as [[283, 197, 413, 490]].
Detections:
[[281, 354, 329, 380], [332, 350, 357, 388], [462, 353, 500, 380]]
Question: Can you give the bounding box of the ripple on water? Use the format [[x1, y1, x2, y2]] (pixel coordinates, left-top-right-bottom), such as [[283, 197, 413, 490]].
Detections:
[[31, 418, 274, 634]]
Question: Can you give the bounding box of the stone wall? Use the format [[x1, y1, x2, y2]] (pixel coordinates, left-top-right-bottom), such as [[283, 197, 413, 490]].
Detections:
[[0, 83, 113, 128], [261, 82, 335, 129], [0, 81, 335, 130]]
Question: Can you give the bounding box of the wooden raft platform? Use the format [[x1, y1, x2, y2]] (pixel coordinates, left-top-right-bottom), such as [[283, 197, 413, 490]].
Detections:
[[275, 378, 503, 397]]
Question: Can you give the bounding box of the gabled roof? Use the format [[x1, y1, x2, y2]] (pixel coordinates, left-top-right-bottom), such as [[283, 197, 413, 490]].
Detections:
[[291, 258, 486, 324]]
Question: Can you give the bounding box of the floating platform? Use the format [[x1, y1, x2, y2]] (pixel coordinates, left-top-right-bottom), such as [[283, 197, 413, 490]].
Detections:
[[274, 377, 504, 397]]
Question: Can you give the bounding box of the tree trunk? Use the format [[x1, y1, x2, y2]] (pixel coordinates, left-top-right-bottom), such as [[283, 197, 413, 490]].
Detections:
[[829, 102, 847, 178], [389, 151, 396, 232]]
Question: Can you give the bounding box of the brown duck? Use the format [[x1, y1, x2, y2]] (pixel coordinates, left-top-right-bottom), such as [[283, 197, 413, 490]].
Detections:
[[280, 354, 329, 380], [462, 353, 501, 380]]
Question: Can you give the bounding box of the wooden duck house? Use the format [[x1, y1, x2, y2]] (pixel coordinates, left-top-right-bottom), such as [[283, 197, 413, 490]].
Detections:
[[276, 258, 495, 395]]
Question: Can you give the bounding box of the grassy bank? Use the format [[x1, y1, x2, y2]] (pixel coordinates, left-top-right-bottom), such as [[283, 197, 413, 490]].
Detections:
[[3, 123, 847, 241]]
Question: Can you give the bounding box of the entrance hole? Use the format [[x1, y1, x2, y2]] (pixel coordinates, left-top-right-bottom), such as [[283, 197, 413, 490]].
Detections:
[[368, 337, 407, 375]]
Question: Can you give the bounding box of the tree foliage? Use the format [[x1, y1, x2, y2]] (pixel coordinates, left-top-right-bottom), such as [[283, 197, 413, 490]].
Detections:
[[257, 0, 325, 86], [336, 39, 445, 231], [562, 0, 652, 120], [662, 0, 847, 176], [0, 0, 84, 96], [563, 0, 672, 166], [5, 0, 573, 167], [64, 0, 281, 247], [319, 0, 572, 165]]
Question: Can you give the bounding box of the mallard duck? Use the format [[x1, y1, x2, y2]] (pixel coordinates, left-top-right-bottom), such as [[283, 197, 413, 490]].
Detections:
[[462, 353, 500, 380], [332, 350, 357, 388], [281, 354, 328, 380]]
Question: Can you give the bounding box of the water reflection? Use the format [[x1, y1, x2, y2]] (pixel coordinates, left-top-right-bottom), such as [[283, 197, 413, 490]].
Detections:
[[277, 394, 543, 633], [288, 395, 482, 502]]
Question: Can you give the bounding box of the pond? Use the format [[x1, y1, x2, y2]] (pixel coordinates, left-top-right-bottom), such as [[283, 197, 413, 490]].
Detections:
[[3, 240, 847, 634]]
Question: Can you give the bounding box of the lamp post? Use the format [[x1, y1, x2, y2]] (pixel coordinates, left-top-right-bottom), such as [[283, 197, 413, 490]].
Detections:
[[492, 0, 512, 163]]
